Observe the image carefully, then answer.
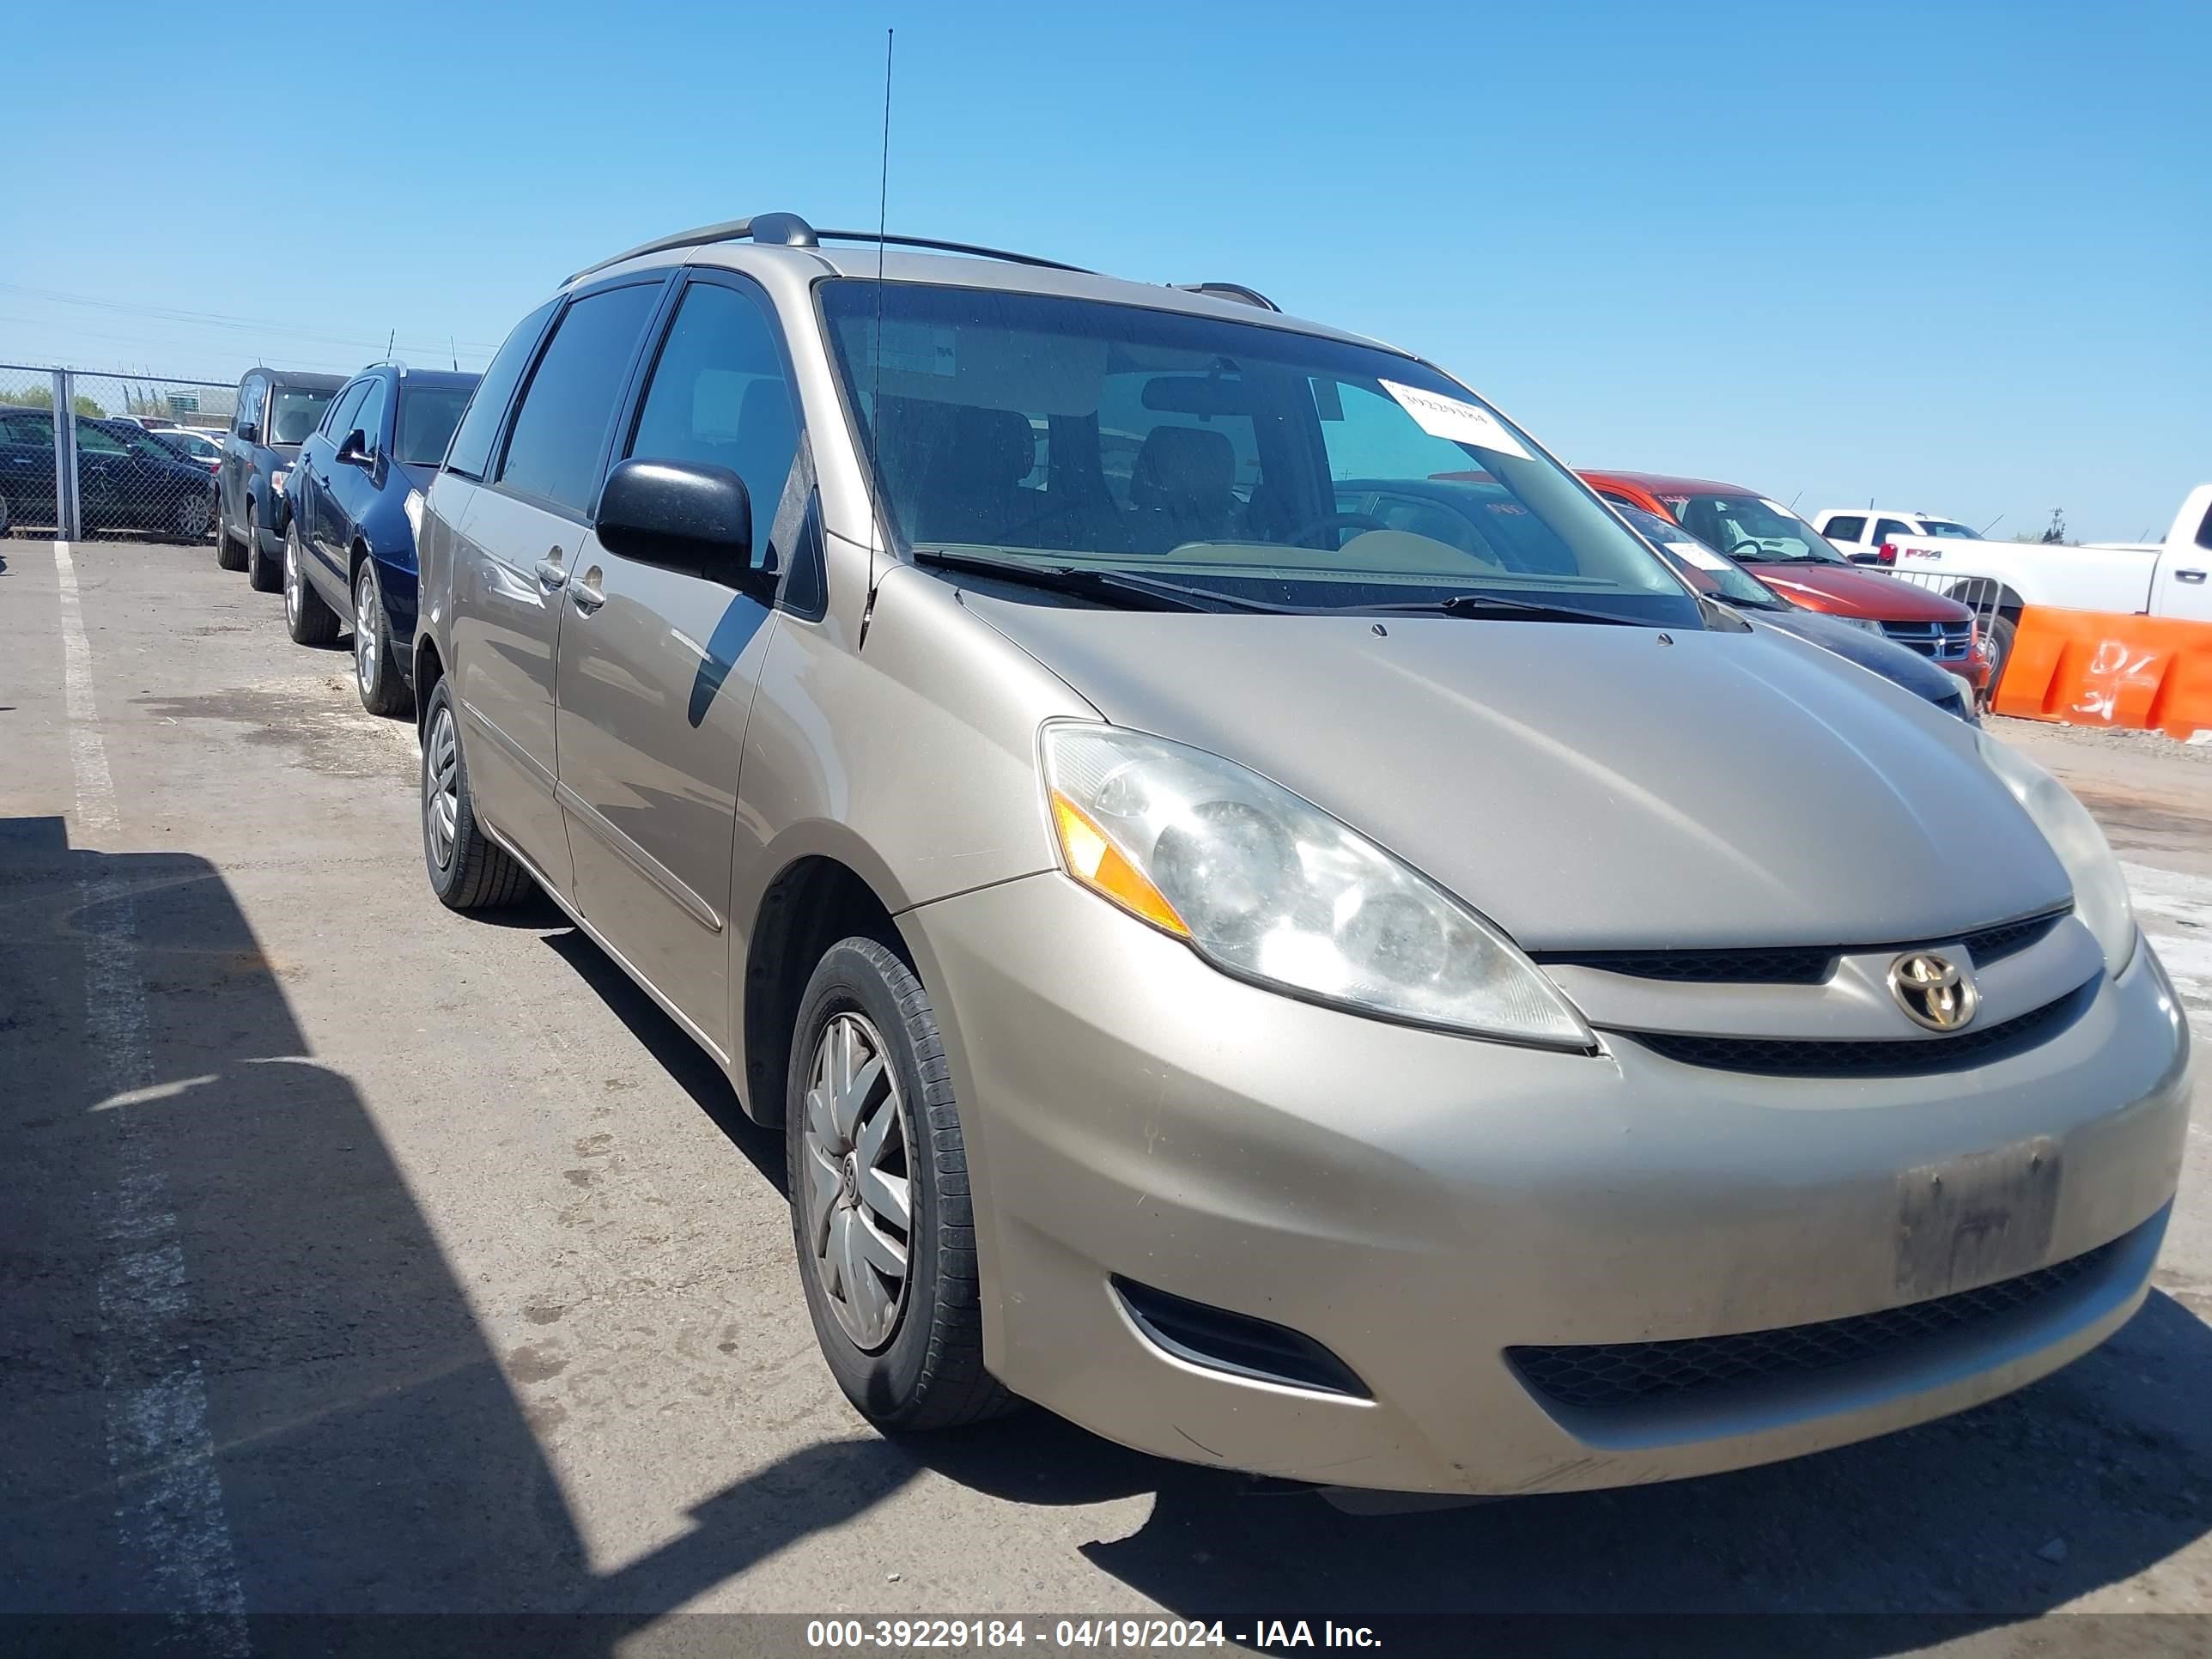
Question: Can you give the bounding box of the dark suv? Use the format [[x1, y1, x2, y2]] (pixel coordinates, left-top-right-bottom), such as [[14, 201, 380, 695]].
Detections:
[[278, 363, 479, 714], [216, 368, 342, 586]]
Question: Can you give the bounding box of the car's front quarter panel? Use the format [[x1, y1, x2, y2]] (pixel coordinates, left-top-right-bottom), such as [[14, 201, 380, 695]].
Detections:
[[727, 552, 1098, 1093]]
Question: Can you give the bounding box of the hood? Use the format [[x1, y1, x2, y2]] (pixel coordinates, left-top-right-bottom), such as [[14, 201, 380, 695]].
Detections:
[[1753, 609, 1967, 711], [1744, 561, 1968, 621], [270, 441, 304, 463], [968, 600, 2066, 951], [397, 459, 437, 493]]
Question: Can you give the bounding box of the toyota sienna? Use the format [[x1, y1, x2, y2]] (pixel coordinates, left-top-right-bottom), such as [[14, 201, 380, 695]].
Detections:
[[409, 212, 2190, 1497]]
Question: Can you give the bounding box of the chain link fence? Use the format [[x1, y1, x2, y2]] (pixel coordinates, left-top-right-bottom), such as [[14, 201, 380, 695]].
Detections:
[[1, 364, 230, 543]]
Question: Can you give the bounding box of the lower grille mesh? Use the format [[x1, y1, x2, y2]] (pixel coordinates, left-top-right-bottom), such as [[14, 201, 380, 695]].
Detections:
[[1509, 1234, 2126, 1411]]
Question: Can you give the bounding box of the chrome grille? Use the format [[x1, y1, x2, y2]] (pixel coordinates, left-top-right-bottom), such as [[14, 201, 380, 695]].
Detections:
[[1880, 617, 1975, 660]]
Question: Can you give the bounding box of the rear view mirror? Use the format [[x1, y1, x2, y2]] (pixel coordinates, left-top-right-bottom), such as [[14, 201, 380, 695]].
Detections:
[[1140, 375, 1255, 416], [597, 458, 767, 592]]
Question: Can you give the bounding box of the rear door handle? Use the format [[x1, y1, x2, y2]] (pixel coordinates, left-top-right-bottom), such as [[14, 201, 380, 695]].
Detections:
[[534, 557, 568, 589], [2177, 568, 2206, 585]]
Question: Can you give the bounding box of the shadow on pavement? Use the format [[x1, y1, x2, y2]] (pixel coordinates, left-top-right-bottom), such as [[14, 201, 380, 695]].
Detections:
[[0, 817, 912, 1653]]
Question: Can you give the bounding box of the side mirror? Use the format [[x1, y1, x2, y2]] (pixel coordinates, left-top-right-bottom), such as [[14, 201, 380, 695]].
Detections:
[[337, 428, 374, 467], [596, 458, 769, 592], [237, 422, 260, 446]]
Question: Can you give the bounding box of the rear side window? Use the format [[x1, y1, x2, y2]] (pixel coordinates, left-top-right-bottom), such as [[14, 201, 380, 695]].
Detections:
[[495, 283, 661, 514], [445, 297, 560, 481], [1872, 517, 1916, 544], [1823, 514, 1867, 543]]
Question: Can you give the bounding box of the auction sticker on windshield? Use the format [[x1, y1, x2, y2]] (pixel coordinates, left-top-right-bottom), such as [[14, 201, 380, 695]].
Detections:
[[1381, 380, 1531, 459], [1667, 539, 1732, 572]]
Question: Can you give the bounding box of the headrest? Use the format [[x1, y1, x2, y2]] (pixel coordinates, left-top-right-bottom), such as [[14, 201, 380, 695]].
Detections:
[[1130, 424, 1233, 508]]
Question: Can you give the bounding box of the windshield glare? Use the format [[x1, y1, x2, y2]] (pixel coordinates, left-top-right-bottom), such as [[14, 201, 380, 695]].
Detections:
[[397, 386, 473, 467], [821, 283, 1702, 626], [1668, 493, 1846, 565]]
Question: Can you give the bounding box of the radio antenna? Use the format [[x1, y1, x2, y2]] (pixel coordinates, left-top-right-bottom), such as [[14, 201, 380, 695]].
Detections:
[[862, 27, 894, 630], [386, 328, 395, 361], [450, 335, 459, 372]]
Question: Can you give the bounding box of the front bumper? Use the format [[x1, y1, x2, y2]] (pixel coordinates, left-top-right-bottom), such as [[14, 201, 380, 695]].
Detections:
[[902, 876, 2191, 1496]]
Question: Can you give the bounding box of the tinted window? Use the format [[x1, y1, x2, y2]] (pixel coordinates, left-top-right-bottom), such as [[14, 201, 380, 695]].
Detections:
[[323, 380, 371, 442], [1823, 514, 1867, 543], [351, 379, 389, 450], [629, 282, 800, 530], [496, 284, 661, 512], [234, 376, 264, 435], [446, 297, 560, 481], [1, 410, 52, 445], [395, 383, 476, 466], [1872, 517, 1916, 544], [76, 423, 129, 456], [269, 386, 334, 446]]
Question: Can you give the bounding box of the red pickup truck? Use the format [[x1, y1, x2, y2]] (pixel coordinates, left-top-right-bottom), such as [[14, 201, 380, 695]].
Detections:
[[1579, 469, 1991, 702]]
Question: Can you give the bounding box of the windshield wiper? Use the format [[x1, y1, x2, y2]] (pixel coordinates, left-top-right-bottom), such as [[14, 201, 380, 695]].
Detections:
[[910, 550, 1270, 613], [1320, 592, 1655, 627]]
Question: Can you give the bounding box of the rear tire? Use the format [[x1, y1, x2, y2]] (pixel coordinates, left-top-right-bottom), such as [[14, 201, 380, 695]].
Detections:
[[787, 936, 1014, 1432], [421, 678, 532, 911], [172, 490, 211, 544], [216, 496, 247, 570], [353, 559, 411, 718], [1984, 615, 2017, 704], [247, 502, 282, 592], [283, 522, 340, 645]]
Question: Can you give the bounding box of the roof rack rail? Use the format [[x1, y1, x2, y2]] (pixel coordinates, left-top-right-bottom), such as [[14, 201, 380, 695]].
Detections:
[[567, 210, 1089, 285], [1170, 282, 1280, 313]]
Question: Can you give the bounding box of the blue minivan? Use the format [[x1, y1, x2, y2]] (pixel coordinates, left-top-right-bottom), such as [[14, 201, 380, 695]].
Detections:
[[281, 364, 479, 714]]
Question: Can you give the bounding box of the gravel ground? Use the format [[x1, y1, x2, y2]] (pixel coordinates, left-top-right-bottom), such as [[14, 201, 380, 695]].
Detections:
[[2, 541, 2207, 1657]]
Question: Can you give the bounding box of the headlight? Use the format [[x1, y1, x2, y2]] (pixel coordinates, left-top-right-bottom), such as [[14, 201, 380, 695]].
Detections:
[[404, 487, 425, 542], [1834, 615, 1887, 635], [270, 465, 290, 495], [1977, 732, 2135, 975], [1041, 723, 1593, 1047]]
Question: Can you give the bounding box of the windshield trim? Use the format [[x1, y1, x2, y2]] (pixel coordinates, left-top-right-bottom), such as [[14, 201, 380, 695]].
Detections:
[[811, 275, 1704, 623]]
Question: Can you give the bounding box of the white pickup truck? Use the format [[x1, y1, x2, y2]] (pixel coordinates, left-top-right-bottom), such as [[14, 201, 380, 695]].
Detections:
[[1814, 487, 2212, 684]]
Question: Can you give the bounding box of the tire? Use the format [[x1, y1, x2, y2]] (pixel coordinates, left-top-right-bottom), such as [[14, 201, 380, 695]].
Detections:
[[787, 936, 1013, 1431], [352, 559, 411, 718], [247, 502, 282, 592], [0, 488, 12, 538], [171, 489, 211, 544], [216, 496, 247, 570], [420, 678, 532, 911], [283, 521, 341, 644], [1984, 614, 2017, 704]]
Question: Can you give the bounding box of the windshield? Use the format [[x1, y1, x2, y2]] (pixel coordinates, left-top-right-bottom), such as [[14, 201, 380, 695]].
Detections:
[[268, 387, 334, 447], [396, 385, 474, 466], [820, 283, 1702, 626], [1918, 519, 1978, 539], [1613, 503, 1784, 609], [1667, 492, 1848, 565]]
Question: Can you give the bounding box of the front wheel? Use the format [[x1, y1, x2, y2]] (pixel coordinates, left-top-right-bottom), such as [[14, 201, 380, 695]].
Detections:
[[353, 560, 410, 718], [216, 494, 247, 570], [787, 937, 1013, 1431], [283, 523, 340, 645], [247, 502, 281, 592]]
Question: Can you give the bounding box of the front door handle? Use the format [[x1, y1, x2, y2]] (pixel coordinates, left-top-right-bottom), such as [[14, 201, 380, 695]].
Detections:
[[2177, 568, 2207, 585], [534, 556, 568, 589], [568, 574, 605, 614]]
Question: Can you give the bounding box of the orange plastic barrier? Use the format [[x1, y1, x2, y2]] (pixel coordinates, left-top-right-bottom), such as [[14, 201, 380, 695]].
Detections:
[[1993, 605, 2212, 738]]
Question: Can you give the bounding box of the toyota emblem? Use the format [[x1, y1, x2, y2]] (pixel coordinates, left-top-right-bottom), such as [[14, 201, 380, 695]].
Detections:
[[1889, 952, 1978, 1032]]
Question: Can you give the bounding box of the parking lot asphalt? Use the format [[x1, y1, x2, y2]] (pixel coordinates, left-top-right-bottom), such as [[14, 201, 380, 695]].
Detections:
[[3, 538, 2209, 1651]]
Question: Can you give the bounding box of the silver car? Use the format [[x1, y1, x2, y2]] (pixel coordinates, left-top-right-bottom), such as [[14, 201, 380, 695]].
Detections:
[[410, 212, 2190, 1497]]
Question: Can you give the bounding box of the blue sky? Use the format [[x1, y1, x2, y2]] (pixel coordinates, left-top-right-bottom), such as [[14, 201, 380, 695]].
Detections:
[[7, 0, 2205, 538]]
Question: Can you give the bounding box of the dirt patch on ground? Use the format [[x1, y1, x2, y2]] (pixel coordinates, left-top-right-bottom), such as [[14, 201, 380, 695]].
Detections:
[[136, 675, 417, 782]]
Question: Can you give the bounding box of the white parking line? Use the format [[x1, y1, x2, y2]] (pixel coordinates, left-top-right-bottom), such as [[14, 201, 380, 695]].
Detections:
[[56, 542, 249, 1650]]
